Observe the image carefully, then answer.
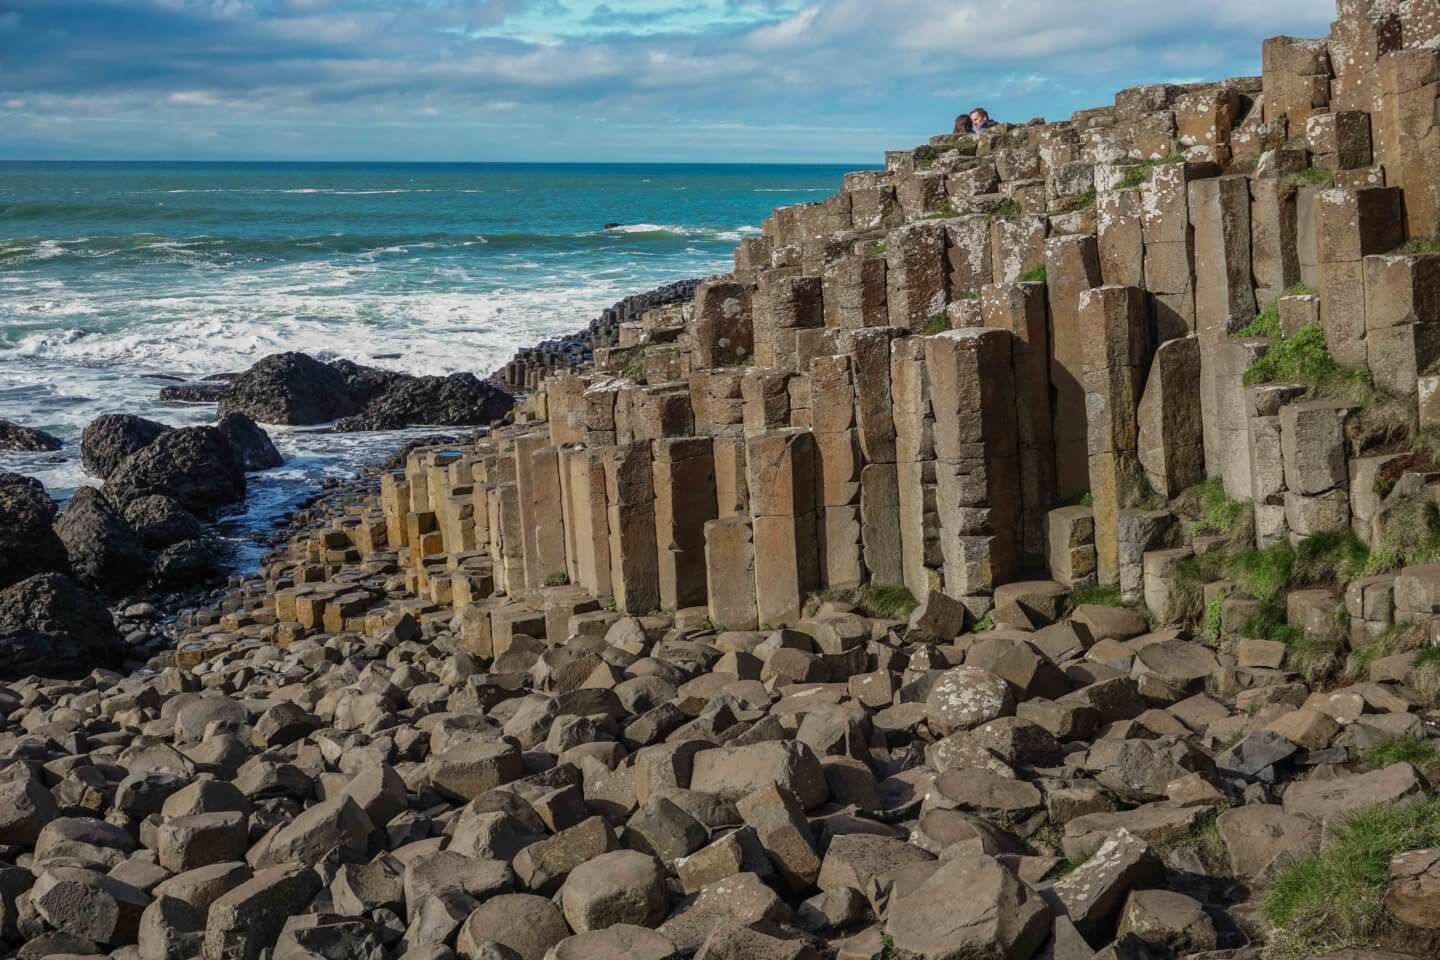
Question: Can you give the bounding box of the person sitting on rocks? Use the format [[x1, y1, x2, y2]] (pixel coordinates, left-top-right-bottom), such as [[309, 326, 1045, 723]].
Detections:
[[953, 113, 975, 135], [969, 106, 999, 131]]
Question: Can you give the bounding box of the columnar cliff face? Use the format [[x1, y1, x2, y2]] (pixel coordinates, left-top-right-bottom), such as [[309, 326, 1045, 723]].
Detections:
[[14, 4, 1440, 960]]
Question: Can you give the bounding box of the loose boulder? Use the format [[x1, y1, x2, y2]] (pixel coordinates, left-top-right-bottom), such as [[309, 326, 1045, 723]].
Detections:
[[0, 417, 62, 452], [335, 372, 514, 432], [81, 414, 170, 479], [216, 412, 284, 471], [0, 472, 70, 589], [104, 426, 246, 516], [54, 486, 147, 594], [123, 494, 205, 548], [0, 573, 122, 678], [217, 352, 357, 426]]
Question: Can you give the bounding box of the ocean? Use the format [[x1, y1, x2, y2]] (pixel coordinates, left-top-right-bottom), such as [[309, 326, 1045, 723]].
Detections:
[[0, 161, 857, 565]]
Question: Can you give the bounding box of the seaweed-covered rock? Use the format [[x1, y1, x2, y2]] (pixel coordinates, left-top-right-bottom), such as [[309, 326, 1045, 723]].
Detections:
[[104, 426, 245, 517], [0, 573, 122, 678], [217, 352, 357, 426], [335, 372, 514, 432], [123, 495, 205, 549], [81, 414, 170, 480], [217, 413, 284, 471], [0, 472, 70, 590], [53, 486, 147, 594], [0, 418, 62, 452]]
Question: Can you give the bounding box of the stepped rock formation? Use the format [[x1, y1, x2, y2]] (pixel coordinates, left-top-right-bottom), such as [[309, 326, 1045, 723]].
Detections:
[[11, 4, 1440, 959]]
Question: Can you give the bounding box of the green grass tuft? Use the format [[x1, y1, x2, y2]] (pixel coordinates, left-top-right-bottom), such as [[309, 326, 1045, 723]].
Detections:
[[1289, 167, 1335, 187], [1264, 797, 1440, 960], [1205, 590, 1227, 642], [1114, 153, 1186, 190], [854, 583, 920, 620], [924, 202, 960, 220], [922, 313, 950, 335], [1364, 736, 1440, 771], [972, 612, 994, 632], [1398, 234, 1440, 254], [1071, 188, 1097, 210], [543, 572, 571, 587], [1184, 478, 1252, 541], [1291, 528, 1371, 585], [1069, 585, 1126, 609], [1243, 324, 1346, 388], [1225, 544, 1294, 603], [1018, 264, 1047, 283], [990, 198, 1023, 220]]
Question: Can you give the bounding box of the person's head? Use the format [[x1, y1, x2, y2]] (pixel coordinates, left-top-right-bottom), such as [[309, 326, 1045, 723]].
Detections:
[[969, 107, 991, 126], [954, 113, 974, 134]]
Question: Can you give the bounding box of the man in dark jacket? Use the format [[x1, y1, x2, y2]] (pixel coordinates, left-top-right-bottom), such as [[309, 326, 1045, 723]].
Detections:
[[969, 107, 999, 131]]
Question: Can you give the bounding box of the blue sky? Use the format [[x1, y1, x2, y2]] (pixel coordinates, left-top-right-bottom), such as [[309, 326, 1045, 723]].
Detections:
[[0, 0, 1338, 163]]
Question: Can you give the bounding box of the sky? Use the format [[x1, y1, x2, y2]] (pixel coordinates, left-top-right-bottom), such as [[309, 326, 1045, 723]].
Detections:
[[0, 0, 1339, 164]]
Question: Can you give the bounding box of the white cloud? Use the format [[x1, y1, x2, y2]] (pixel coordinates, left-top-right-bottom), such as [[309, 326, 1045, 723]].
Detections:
[[169, 90, 222, 106]]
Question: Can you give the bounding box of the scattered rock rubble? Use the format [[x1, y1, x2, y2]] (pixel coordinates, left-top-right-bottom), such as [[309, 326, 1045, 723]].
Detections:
[[10, 2, 1440, 958]]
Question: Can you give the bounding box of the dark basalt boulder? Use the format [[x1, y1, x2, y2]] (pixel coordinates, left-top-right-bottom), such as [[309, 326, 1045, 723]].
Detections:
[[334, 373, 514, 432], [123, 495, 205, 549], [151, 538, 222, 587], [104, 426, 246, 517], [53, 486, 148, 595], [81, 414, 171, 480], [0, 473, 71, 590], [0, 418, 62, 452], [330, 359, 409, 408], [217, 352, 357, 426], [159, 381, 230, 403], [0, 573, 123, 679], [217, 412, 284, 471]]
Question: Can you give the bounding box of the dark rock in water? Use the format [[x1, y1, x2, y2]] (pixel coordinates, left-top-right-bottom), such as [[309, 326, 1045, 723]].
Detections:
[[104, 426, 246, 517], [151, 538, 221, 587], [217, 352, 357, 426], [0, 473, 71, 590], [604, 222, 624, 230], [217, 412, 284, 471], [124, 494, 205, 549], [81, 414, 171, 480], [0, 573, 122, 678], [159, 381, 230, 403], [0, 418, 62, 452], [334, 372, 515, 432], [53, 486, 147, 595], [330, 358, 408, 408]]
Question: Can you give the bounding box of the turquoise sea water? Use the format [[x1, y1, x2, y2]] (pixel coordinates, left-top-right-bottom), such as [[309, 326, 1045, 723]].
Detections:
[[0, 161, 855, 560]]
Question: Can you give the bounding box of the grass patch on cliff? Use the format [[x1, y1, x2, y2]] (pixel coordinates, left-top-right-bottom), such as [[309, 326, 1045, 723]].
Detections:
[[1397, 234, 1440, 254], [1264, 797, 1440, 960], [1236, 284, 1318, 339], [856, 583, 920, 620], [543, 572, 570, 587], [1364, 736, 1440, 771], [1360, 491, 1440, 576], [1181, 479, 1252, 542], [1291, 529, 1370, 585], [813, 583, 920, 621], [922, 313, 951, 335], [1069, 585, 1127, 609], [924, 203, 960, 220], [1018, 264, 1047, 283], [1071, 188, 1097, 210], [990, 198, 1023, 221], [1114, 153, 1187, 190], [1288, 166, 1334, 188]]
